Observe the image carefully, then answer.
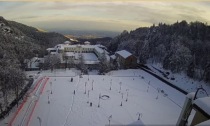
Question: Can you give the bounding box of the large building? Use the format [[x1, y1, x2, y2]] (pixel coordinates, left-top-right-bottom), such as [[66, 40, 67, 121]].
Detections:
[[47, 41, 110, 68]]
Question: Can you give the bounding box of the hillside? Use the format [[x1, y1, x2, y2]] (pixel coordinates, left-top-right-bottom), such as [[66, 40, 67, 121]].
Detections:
[[108, 21, 210, 83], [0, 16, 69, 110], [0, 16, 68, 68]]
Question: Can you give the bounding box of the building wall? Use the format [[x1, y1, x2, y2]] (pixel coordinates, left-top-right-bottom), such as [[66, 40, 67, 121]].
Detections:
[[125, 55, 137, 68], [64, 46, 94, 53], [115, 54, 137, 69]]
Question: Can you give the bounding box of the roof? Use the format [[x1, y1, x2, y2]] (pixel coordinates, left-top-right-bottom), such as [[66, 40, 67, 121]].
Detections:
[[84, 41, 90, 44], [64, 41, 71, 44], [196, 119, 210, 126], [95, 46, 104, 53], [194, 96, 210, 116], [116, 50, 132, 59], [110, 55, 116, 59], [47, 48, 56, 51]]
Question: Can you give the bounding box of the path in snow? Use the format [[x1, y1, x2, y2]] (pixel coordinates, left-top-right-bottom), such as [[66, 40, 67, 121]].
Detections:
[[63, 75, 80, 126]]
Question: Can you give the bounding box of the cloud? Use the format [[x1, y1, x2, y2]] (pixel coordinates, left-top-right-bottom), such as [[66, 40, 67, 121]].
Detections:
[[0, 0, 210, 32]]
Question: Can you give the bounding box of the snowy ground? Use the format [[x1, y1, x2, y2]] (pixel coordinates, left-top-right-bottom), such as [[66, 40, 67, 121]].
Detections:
[[147, 63, 210, 94], [1, 69, 186, 126]]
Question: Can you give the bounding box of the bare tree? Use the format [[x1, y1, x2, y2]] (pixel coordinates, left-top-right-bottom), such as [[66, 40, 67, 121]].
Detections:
[[43, 54, 61, 71]]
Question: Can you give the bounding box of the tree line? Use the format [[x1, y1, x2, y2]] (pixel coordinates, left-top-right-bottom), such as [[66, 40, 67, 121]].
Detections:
[[108, 21, 210, 83]]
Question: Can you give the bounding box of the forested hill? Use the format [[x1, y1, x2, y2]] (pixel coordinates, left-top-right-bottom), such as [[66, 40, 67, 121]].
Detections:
[[0, 16, 68, 68], [108, 21, 210, 82]]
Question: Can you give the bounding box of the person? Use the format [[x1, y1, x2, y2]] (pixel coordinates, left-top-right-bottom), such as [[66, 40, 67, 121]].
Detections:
[[73, 90, 75, 95], [71, 77, 73, 82]]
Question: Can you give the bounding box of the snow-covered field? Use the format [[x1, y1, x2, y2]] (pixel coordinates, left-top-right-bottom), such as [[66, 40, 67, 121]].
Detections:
[[1, 69, 186, 126]]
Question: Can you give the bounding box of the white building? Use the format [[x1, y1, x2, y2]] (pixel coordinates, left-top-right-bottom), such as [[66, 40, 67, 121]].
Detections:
[[46, 43, 109, 67]]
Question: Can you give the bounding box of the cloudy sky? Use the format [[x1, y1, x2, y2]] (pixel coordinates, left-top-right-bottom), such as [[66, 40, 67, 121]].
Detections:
[[0, 0, 210, 33]]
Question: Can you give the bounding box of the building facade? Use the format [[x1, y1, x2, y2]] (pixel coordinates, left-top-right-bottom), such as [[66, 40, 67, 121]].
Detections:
[[115, 50, 137, 69]]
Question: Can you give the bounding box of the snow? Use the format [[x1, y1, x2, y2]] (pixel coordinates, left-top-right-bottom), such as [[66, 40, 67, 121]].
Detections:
[[116, 50, 132, 59], [84, 41, 90, 45], [64, 41, 71, 44], [61, 53, 99, 64], [147, 63, 210, 95], [110, 55, 116, 60], [194, 97, 210, 116], [82, 53, 98, 61], [94, 46, 104, 53], [46, 48, 56, 51], [1, 69, 186, 126]]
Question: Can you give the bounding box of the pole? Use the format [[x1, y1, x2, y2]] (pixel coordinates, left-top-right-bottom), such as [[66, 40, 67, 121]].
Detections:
[[110, 82, 112, 90], [37, 116, 42, 126], [126, 89, 129, 102], [98, 93, 101, 107], [85, 82, 87, 94], [50, 82, 52, 94], [119, 82, 122, 93], [108, 115, 112, 126]]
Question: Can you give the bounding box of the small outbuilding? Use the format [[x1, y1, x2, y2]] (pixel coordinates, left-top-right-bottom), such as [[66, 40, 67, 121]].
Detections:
[[115, 50, 137, 69]]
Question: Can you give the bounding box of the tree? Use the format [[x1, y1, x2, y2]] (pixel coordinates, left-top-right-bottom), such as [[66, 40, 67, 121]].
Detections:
[[78, 54, 87, 74], [163, 43, 192, 72], [0, 55, 25, 107], [43, 54, 61, 71], [99, 51, 110, 74], [8, 67, 25, 106]]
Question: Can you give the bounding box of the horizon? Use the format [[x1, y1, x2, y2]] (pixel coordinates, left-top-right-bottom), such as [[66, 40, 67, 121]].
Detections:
[[1, 0, 210, 36]]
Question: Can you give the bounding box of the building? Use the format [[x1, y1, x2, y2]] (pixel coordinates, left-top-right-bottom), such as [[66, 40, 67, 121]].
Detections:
[[46, 42, 110, 69], [115, 50, 137, 69], [177, 91, 210, 125], [24, 57, 44, 71]]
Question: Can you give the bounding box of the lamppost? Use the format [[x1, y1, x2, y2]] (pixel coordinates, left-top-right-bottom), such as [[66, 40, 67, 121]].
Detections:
[[54, 68, 56, 81], [50, 82, 52, 94], [47, 90, 50, 104], [84, 82, 87, 94], [87, 90, 90, 103], [48, 94, 50, 104], [136, 112, 143, 120], [119, 82, 122, 93], [37, 116, 42, 126], [120, 93, 123, 106], [156, 88, 160, 99], [126, 89, 129, 102], [92, 81, 93, 91], [110, 82, 112, 90], [108, 115, 112, 126], [98, 93, 101, 107]]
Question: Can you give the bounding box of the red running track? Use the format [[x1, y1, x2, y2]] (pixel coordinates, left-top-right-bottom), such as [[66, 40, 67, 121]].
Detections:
[[8, 77, 44, 126]]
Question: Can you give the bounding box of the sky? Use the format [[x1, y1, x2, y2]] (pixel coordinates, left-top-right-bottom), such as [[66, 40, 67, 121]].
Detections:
[[0, 0, 210, 34]]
